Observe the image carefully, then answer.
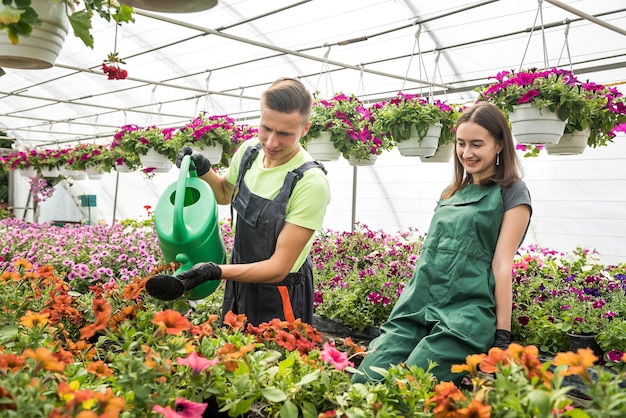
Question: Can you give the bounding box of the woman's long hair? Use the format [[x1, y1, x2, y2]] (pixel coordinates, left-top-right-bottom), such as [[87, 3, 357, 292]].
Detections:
[[442, 102, 523, 199]]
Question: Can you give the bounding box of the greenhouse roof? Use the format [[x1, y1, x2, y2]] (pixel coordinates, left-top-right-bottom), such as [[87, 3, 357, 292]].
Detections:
[[1, 0, 625, 148]]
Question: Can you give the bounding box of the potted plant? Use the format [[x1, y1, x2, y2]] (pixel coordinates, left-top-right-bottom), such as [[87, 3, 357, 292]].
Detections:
[[1, 151, 34, 177], [112, 124, 176, 174], [0, 0, 134, 69], [511, 246, 625, 363], [546, 82, 626, 155], [172, 113, 240, 166], [66, 143, 114, 179], [302, 93, 391, 165], [477, 67, 589, 145], [373, 92, 459, 157]]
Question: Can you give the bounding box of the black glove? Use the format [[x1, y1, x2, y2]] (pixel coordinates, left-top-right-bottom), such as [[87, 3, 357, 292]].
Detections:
[[176, 262, 222, 289], [491, 329, 513, 350], [176, 146, 212, 176]]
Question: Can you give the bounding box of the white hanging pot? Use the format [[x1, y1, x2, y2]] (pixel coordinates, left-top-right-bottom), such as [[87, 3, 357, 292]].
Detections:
[[121, 0, 218, 13], [191, 144, 223, 164], [545, 128, 590, 156], [0, 0, 70, 69], [396, 124, 442, 157], [139, 149, 172, 173], [348, 154, 377, 167], [509, 104, 567, 145], [17, 167, 37, 178], [39, 166, 59, 177], [86, 168, 104, 180], [420, 142, 454, 163], [304, 132, 341, 162], [115, 163, 134, 173]]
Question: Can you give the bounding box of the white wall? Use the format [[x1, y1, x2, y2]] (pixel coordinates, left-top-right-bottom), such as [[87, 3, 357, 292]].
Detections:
[[14, 132, 626, 265]]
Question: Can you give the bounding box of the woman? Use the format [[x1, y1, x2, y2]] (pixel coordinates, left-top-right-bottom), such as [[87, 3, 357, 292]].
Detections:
[[352, 102, 532, 384]]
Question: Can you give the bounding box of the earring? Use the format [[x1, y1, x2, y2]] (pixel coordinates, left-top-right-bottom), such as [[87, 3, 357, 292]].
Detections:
[[496, 152, 500, 166]]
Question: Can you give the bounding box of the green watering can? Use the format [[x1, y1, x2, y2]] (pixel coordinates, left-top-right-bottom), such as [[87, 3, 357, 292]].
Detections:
[[147, 154, 226, 301]]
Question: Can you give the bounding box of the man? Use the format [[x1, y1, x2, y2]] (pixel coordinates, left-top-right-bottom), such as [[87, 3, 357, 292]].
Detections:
[[148, 77, 330, 326]]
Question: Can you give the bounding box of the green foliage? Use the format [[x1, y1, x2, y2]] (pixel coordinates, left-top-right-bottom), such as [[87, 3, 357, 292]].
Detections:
[[312, 223, 424, 331], [373, 92, 460, 146], [0, 0, 134, 47]]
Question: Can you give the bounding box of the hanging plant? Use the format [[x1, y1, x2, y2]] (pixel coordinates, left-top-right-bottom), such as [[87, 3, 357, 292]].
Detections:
[[302, 93, 391, 162]]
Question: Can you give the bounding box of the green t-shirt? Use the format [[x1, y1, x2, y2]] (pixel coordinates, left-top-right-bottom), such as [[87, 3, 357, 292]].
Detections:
[[225, 139, 331, 271]]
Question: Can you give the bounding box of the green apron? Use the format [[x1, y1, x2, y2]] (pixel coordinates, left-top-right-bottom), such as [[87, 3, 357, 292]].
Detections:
[[353, 184, 504, 383]]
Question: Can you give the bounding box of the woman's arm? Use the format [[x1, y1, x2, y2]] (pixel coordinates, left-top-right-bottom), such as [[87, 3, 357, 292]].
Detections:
[[492, 204, 531, 330]]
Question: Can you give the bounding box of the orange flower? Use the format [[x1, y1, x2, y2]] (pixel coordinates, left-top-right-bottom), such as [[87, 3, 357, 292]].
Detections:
[[122, 276, 148, 300], [479, 347, 509, 374], [109, 305, 138, 331], [452, 353, 485, 377], [36, 265, 56, 277], [79, 313, 110, 340], [23, 347, 66, 372], [0, 353, 25, 372], [14, 258, 32, 270], [553, 348, 598, 382], [92, 298, 112, 319], [275, 330, 297, 351], [86, 360, 114, 378], [427, 381, 466, 417], [19, 311, 50, 328], [455, 399, 492, 418], [152, 309, 192, 336], [223, 311, 247, 331], [0, 271, 21, 282]]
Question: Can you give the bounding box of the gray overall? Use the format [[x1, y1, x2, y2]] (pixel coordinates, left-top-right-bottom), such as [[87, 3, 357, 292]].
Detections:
[[221, 144, 326, 326]]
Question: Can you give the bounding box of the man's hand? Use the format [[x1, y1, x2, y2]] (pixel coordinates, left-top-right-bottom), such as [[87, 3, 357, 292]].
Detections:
[[177, 262, 223, 289], [176, 146, 211, 176]]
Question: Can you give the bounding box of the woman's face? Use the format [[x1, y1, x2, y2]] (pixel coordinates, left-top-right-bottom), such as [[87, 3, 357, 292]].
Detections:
[[455, 120, 502, 184]]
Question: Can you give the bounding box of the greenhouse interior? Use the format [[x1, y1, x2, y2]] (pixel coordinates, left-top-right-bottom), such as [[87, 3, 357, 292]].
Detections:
[[1, 0, 626, 416]]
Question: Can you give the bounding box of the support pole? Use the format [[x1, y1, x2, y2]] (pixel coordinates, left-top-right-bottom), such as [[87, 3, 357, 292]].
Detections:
[[351, 166, 357, 232], [543, 0, 626, 36]]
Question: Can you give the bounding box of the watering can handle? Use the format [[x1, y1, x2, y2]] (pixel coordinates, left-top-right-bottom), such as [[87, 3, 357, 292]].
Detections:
[[173, 155, 193, 242]]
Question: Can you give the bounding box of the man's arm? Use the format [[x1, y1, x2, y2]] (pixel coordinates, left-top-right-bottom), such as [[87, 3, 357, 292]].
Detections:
[[219, 222, 314, 284]]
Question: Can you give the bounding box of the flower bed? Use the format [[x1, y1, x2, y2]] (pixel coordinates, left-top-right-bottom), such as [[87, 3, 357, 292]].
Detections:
[[1, 219, 625, 416]]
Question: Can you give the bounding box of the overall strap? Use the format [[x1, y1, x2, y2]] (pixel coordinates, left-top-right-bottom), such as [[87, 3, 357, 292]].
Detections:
[[230, 143, 262, 224], [281, 160, 327, 199]]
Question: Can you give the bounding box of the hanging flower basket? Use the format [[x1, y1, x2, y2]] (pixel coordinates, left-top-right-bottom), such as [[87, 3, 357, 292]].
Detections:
[[420, 142, 454, 163], [545, 128, 591, 156], [302, 93, 391, 163], [191, 143, 223, 163], [39, 166, 59, 177], [395, 124, 442, 157], [304, 132, 341, 161], [139, 149, 172, 173], [348, 154, 377, 167], [121, 0, 217, 13], [60, 167, 87, 180], [18, 166, 36, 178], [508, 104, 566, 145], [86, 168, 104, 180], [0, 0, 70, 69]]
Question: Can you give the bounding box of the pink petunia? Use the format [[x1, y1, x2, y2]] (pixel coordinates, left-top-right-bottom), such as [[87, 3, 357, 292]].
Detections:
[[320, 342, 354, 371], [177, 352, 219, 376], [153, 398, 207, 418]]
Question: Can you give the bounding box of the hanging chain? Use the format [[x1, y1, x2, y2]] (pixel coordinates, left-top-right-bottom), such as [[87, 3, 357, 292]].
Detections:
[[519, 0, 550, 71], [557, 18, 573, 71], [203, 71, 215, 115], [315, 44, 334, 98]]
